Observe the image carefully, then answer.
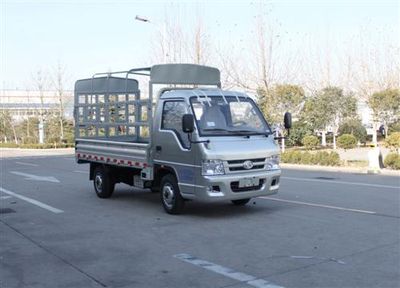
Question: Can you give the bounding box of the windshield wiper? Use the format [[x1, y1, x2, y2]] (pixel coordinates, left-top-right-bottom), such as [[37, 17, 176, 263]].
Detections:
[[230, 129, 259, 133], [203, 128, 229, 132], [229, 129, 270, 135], [203, 128, 271, 137]]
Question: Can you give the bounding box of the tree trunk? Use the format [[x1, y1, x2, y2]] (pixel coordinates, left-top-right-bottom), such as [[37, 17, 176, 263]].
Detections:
[[384, 123, 388, 138], [59, 116, 64, 141], [11, 125, 18, 144], [372, 122, 378, 146], [27, 117, 30, 138]]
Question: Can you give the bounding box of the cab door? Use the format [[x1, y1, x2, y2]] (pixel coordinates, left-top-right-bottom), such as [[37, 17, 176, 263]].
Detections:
[[153, 99, 196, 195]]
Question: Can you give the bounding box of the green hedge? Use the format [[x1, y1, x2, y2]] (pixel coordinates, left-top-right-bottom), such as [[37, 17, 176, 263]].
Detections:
[[281, 150, 341, 166], [385, 132, 400, 150], [302, 135, 319, 150], [337, 134, 357, 149], [384, 153, 400, 170], [338, 119, 367, 143], [0, 143, 19, 148], [286, 121, 313, 146], [0, 143, 75, 149]]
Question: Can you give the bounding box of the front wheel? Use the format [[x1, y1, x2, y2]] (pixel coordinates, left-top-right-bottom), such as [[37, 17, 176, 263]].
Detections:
[[93, 166, 115, 198], [231, 198, 251, 206], [160, 174, 185, 214]]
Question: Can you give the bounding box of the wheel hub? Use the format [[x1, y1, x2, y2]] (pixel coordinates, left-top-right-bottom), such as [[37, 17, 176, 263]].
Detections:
[[162, 184, 175, 209], [95, 174, 103, 193]]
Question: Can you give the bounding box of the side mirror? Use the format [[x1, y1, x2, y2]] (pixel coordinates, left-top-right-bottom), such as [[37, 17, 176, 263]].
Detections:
[[284, 112, 292, 129], [182, 114, 194, 133]]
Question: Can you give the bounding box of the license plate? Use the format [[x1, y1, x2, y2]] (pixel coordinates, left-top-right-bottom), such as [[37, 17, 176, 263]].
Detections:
[[239, 177, 259, 188]]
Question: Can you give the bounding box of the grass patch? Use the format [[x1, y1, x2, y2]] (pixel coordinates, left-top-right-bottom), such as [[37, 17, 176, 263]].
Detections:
[[281, 150, 341, 166], [345, 160, 369, 168]]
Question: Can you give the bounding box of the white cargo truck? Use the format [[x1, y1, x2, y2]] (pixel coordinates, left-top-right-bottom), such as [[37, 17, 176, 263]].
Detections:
[[74, 64, 291, 214]]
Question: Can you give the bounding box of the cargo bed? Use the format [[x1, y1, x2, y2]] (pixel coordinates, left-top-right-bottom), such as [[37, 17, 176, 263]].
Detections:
[[74, 71, 152, 169], [75, 138, 150, 169]]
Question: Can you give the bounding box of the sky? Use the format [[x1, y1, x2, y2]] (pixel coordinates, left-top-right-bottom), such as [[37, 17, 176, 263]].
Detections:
[[1, 0, 399, 90]]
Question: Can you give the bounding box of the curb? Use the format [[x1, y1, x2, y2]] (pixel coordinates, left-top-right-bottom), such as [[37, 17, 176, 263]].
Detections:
[[281, 163, 400, 176], [1, 148, 75, 159]]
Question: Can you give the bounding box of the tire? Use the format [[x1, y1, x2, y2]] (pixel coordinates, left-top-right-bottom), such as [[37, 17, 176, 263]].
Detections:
[[93, 166, 115, 198], [160, 174, 185, 214], [231, 198, 251, 206]]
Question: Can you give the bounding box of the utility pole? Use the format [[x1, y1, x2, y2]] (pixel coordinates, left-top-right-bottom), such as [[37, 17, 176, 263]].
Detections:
[[36, 70, 46, 144]]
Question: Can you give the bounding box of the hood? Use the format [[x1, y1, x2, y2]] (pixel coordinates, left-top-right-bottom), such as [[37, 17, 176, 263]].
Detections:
[[200, 136, 280, 160]]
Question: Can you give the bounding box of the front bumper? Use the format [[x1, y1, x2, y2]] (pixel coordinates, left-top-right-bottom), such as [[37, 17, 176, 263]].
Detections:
[[181, 169, 281, 202]]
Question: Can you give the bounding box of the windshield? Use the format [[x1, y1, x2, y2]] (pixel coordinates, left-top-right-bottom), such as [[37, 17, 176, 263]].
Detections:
[[190, 96, 271, 136]]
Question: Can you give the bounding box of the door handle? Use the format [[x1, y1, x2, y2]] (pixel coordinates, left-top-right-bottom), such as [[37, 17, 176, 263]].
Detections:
[[156, 145, 162, 152]]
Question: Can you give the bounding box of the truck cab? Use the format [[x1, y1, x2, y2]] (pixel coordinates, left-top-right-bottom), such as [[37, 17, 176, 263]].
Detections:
[[74, 64, 290, 214]]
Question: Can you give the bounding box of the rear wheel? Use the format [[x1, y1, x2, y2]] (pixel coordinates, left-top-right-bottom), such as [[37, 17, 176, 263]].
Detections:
[[160, 174, 185, 214], [231, 198, 251, 206], [93, 166, 115, 198]]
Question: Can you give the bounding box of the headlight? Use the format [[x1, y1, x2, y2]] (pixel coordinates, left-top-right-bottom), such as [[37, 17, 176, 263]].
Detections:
[[202, 159, 225, 176], [266, 155, 280, 170]]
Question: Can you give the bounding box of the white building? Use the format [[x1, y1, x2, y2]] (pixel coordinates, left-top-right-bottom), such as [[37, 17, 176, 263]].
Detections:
[[0, 89, 74, 122]]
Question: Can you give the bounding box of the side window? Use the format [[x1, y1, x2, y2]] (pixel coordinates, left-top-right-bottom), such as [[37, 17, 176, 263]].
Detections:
[[161, 101, 190, 148]]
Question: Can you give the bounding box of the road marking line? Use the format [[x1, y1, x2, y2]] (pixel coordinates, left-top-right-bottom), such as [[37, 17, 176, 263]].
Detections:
[[0, 196, 12, 200], [15, 161, 39, 167], [10, 171, 60, 183], [282, 176, 399, 190], [174, 254, 283, 288], [261, 197, 377, 215], [73, 170, 87, 174], [0, 187, 64, 214]]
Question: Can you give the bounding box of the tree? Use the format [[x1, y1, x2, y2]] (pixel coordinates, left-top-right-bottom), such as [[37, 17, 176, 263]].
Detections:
[[45, 116, 61, 143], [337, 134, 357, 149], [258, 84, 305, 124], [300, 87, 357, 147], [217, 2, 302, 92], [191, 15, 210, 65], [301, 89, 337, 146], [148, 8, 211, 65], [385, 132, 400, 154], [32, 69, 49, 144], [369, 88, 400, 138], [63, 119, 75, 143], [52, 62, 67, 142], [338, 118, 367, 143], [286, 120, 313, 146], [0, 110, 18, 143], [331, 90, 358, 149], [16, 117, 39, 144]]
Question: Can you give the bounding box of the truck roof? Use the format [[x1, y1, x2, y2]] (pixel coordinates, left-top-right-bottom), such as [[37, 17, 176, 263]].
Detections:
[[159, 89, 248, 100]]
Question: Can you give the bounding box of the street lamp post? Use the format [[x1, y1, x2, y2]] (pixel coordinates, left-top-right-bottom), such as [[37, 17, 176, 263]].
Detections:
[[38, 120, 44, 144]]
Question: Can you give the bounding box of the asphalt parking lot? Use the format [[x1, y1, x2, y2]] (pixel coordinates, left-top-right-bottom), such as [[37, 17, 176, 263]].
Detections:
[[1, 155, 399, 288]]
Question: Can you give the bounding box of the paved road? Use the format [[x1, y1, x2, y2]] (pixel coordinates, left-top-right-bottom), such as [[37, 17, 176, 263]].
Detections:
[[1, 155, 399, 288]]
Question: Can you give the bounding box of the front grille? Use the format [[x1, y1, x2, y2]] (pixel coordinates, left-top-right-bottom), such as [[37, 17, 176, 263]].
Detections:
[[230, 165, 264, 171], [227, 158, 266, 172], [231, 179, 265, 192]]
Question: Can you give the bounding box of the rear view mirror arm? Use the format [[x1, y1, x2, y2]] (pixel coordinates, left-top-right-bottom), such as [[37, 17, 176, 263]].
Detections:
[[187, 133, 210, 144]]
